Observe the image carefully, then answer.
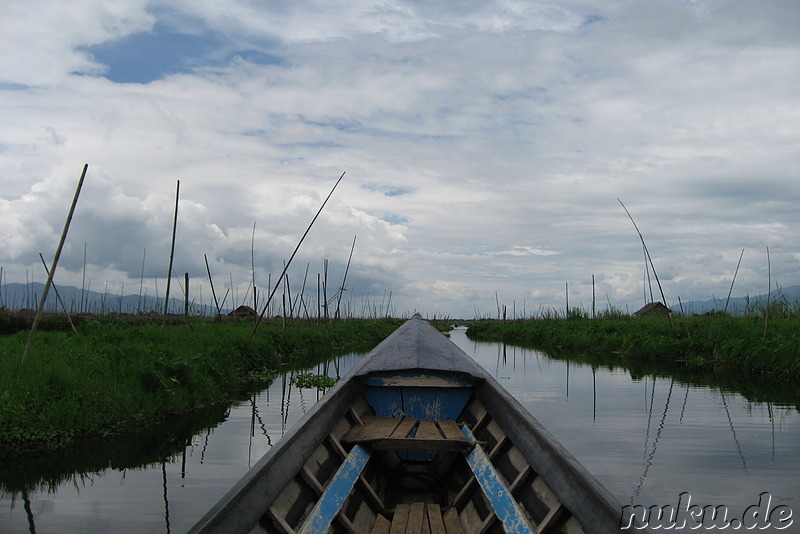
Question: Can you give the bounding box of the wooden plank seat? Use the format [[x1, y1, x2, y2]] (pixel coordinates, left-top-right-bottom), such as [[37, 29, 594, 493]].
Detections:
[[342, 416, 475, 452], [372, 503, 465, 534]]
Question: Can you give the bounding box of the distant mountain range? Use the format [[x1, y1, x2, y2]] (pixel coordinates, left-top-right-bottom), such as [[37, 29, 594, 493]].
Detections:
[[669, 285, 800, 315], [0, 282, 227, 316], [2, 282, 798, 317]]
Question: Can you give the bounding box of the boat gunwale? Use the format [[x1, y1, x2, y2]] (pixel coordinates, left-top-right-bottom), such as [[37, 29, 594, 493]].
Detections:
[[473, 379, 645, 533], [187, 376, 364, 533]]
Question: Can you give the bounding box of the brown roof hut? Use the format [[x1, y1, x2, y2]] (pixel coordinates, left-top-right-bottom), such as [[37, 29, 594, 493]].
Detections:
[[228, 305, 257, 318], [634, 302, 672, 318]]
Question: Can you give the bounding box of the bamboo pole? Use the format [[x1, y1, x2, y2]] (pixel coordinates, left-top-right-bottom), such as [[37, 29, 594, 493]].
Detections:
[[81, 242, 87, 314], [184, 272, 190, 323], [251, 222, 257, 313], [138, 248, 146, 314], [335, 235, 357, 321], [38, 253, 77, 334], [204, 254, 221, 316], [250, 171, 345, 337], [323, 259, 329, 323], [764, 246, 771, 338], [163, 180, 180, 327], [618, 198, 668, 308], [23, 164, 88, 361], [722, 249, 745, 315]]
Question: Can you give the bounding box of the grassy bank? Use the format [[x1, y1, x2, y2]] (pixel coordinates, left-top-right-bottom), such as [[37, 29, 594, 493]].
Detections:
[[466, 312, 800, 380], [0, 318, 402, 457]]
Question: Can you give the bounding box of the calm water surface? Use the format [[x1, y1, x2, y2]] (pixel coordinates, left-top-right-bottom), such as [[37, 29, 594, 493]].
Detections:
[[1, 328, 798, 532]]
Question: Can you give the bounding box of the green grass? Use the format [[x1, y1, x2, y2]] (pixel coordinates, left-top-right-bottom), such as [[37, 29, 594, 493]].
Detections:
[[0, 318, 402, 457], [466, 305, 800, 380]]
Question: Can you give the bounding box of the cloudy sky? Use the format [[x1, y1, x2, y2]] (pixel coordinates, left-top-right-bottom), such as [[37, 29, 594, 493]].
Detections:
[[1, 0, 798, 318]]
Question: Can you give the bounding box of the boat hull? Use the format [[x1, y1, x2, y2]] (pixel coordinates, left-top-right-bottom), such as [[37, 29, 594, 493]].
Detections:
[[190, 318, 646, 533]]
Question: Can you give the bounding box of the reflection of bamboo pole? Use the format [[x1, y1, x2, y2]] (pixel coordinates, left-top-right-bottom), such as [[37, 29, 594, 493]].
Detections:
[[38, 253, 77, 334], [161, 460, 171, 533], [163, 180, 180, 327], [23, 164, 87, 361]]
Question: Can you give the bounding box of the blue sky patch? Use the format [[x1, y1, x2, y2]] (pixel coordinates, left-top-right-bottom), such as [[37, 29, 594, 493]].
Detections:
[[381, 213, 409, 225], [82, 20, 282, 83], [362, 184, 413, 197]]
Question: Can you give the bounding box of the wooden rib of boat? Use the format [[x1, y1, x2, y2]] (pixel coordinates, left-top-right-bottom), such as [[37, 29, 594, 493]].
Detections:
[[190, 316, 647, 534]]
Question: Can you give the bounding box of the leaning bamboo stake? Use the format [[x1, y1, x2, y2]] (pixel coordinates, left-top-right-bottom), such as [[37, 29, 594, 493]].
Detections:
[[618, 198, 669, 309], [81, 242, 87, 314], [323, 259, 329, 323], [251, 222, 257, 312], [38, 253, 78, 334], [163, 180, 180, 327], [23, 163, 88, 361], [335, 235, 357, 321], [138, 248, 146, 314], [251, 171, 345, 337], [204, 254, 221, 316], [722, 249, 745, 315], [764, 246, 771, 339], [618, 198, 672, 329], [184, 272, 190, 324]]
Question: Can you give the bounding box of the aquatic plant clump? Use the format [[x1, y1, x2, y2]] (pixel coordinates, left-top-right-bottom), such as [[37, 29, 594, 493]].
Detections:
[[290, 373, 340, 391]]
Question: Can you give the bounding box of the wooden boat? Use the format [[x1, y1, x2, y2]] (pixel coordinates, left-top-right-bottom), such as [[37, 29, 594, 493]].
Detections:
[[190, 316, 645, 534]]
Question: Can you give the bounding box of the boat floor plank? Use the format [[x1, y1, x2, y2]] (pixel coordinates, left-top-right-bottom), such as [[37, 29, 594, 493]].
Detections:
[[407, 502, 426, 534], [389, 505, 410, 534], [427, 504, 446, 534], [442, 508, 465, 534], [372, 515, 392, 534], [387, 503, 459, 534]]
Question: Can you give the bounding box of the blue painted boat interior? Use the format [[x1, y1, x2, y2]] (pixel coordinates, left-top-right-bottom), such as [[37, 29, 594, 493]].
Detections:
[[360, 371, 475, 461]]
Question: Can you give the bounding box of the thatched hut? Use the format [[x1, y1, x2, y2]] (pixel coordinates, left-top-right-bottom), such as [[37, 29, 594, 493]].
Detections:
[[228, 305, 257, 318], [634, 302, 672, 318]]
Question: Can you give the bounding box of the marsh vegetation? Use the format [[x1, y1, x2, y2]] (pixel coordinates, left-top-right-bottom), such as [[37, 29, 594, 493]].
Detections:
[[0, 318, 402, 457], [466, 299, 800, 380]]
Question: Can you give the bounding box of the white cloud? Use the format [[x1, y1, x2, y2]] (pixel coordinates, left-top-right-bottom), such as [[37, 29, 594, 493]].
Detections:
[[1, 0, 798, 317]]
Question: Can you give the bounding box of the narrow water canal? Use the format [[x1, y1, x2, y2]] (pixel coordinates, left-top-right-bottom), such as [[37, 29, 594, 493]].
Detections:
[[1, 327, 798, 532]]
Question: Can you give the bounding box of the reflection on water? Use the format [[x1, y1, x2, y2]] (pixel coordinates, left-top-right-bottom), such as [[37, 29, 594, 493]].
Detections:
[[0, 349, 366, 533], [1, 329, 798, 532], [453, 328, 799, 524]]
